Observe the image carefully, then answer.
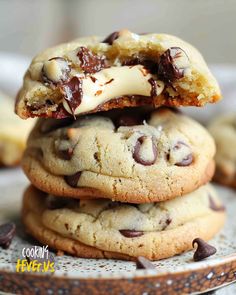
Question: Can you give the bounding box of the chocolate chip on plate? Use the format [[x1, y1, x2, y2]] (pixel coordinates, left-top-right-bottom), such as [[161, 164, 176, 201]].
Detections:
[[119, 230, 144, 238], [136, 256, 156, 269], [133, 136, 157, 166], [158, 47, 189, 84], [42, 57, 71, 85], [64, 172, 82, 188], [0, 222, 16, 249], [77, 46, 107, 74], [192, 238, 217, 261], [60, 76, 83, 118], [102, 31, 120, 45]]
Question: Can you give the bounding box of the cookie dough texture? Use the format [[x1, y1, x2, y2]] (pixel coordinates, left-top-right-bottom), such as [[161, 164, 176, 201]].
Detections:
[[0, 91, 34, 166], [22, 108, 216, 203], [16, 30, 221, 119], [22, 184, 225, 261], [208, 113, 236, 188]]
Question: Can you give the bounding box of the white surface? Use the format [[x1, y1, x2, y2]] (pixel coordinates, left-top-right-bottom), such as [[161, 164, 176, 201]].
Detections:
[[1, 1, 236, 63]]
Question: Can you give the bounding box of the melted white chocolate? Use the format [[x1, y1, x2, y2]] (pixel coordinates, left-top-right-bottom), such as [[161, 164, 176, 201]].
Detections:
[[63, 65, 164, 115]]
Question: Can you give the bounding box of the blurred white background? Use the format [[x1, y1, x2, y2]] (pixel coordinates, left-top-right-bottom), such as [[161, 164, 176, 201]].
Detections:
[[0, 0, 236, 118], [0, 0, 236, 63]]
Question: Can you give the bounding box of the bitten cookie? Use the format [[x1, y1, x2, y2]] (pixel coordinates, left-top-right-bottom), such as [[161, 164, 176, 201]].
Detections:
[[0, 91, 34, 166], [15, 29, 221, 119], [208, 113, 236, 189], [22, 184, 226, 261], [22, 107, 216, 203]]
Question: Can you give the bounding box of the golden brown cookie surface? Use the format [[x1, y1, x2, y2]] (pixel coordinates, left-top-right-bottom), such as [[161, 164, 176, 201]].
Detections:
[[15, 30, 221, 119], [22, 185, 226, 260], [22, 108, 216, 203]]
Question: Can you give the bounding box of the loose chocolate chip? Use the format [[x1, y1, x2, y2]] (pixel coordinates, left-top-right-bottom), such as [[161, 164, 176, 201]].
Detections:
[[64, 172, 82, 187], [42, 57, 71, 85], [60, 76, 83, 118], [133, 136, 157, 166], [0, 222, 16, 249], [192, 238, 217, 261], [77, 46, 107, 74], [46, 195, 69, 210], [209, 195, 225, 212], [116, 114, 143, 127], [102, 31, 120, 45], [158, 47, 189, 84], [136, 256, 156, 269], [41, 118, 74, 134], [119, 230, 144, 238]]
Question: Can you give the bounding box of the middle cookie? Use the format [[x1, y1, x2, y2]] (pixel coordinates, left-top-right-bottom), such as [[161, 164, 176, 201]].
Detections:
[[22, 107, 215, 203]]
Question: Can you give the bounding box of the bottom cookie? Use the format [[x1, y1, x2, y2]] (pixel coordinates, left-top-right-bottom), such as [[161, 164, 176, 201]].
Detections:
[[22, 185, 226, 261]]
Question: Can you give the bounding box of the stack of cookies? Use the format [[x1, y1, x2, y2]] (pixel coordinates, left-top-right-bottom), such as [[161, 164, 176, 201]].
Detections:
[[15, 30, 226, 261]]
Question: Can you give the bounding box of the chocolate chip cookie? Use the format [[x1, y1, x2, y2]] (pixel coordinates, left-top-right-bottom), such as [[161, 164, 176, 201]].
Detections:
[[0, 91, 34, 166], [15, 30, 221, 119], [22, 184, 225, 261], [22, 107, 216, 203], [208, 113, 236, 189]]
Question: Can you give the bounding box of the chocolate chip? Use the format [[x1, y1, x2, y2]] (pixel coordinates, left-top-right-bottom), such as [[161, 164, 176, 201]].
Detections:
[[60, 76, 83, 118], [122, 57, 158, 74], [0, 222, 16, 249], [136, 256, 156, 269], [209, 195, 225, 212], [40, 118, 74, 134], [116, 114, 143, 127], [46, 195, 69, 210], [148, 78, 158, 97], [102, 31, 120, 45], [133, 136, 157, 166], [64, 172, 82, 187], [55, 145, 73, 160], [192, 238, 216, 261], [158, 47, 189, 84], [119, 230, 144, 238], [163, 217, 172, 230], [77, 46, 107, 74], [173, 141, 193, 166], [175, 153, 193, 166], [42, 57, 71, 85]]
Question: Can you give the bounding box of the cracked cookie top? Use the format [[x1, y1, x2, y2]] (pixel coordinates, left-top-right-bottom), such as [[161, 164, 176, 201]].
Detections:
[[15, 30, 221, 119]]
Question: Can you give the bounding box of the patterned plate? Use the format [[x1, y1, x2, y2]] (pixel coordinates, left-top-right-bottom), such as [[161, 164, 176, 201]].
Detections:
[[0, 168, 236, 294]]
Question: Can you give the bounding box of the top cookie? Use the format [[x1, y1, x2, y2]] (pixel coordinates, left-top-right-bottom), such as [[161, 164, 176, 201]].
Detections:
[[15, 30, 221, 119]]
